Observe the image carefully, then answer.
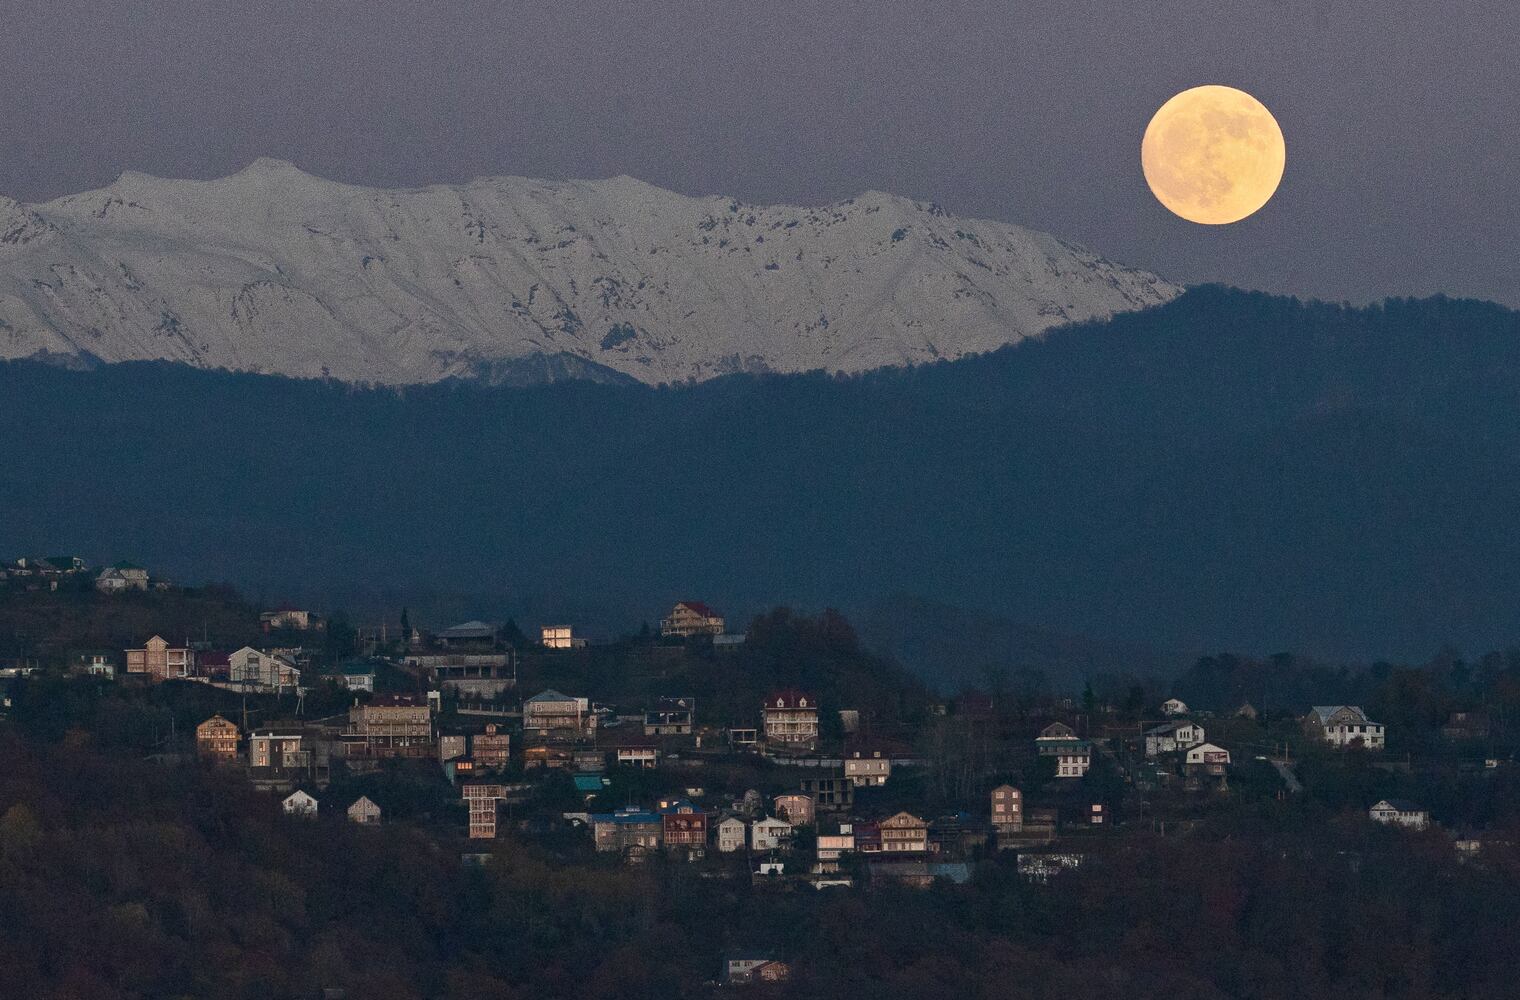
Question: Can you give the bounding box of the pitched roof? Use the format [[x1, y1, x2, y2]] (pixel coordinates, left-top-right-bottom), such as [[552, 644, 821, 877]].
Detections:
[[764, 689, 815, 710], [526, 689, 576, 703], [675, 601, 720, 617], [438, 620, 498, 640], [1308, 705, 1375, 724], [1375, 798, 1425, 813]]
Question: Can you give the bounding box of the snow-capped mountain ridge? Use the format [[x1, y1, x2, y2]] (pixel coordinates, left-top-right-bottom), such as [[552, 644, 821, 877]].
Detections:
[[0, 160, 1181, 384]]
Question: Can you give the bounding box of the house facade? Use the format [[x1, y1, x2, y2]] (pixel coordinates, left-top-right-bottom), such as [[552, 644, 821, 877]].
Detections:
[[750, 816, 792, 851], [660, 801, 708, 851], [716, 817, 748, 852], [124, 635, 192, 682], [472, 724, 511, 769], [282, 790, 318, 818], [250, 731, 310, 771], [342, 695, 434, 759], [1145, 720, 1206, 758], [1036, 724, 1091, 778], [1161, 698, 1190, 716], [591, 808, 664, 853], [763, 690, 819, 750], [1370, 799, 1429, 831], [645, 696, 696, 736], [877, 812, 930, 853], [844, 746, 892, 786], [774, 794, 814, 827], [228, 647, 301, 692], [196, 714, 240, 763], [523, 689, 593, 736], [990, 784, 1023, 835], [1304, 706, 1386, 749], [348, 796, 382, 824], [96, 562, 149, 593]]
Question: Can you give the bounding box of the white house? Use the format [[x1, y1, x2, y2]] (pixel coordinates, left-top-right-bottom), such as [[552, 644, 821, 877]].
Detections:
[[347, 796, 381, 824], [1304, 706, 1386, 749], [716, 816, 748, 853], [229, 647, 301, 692], [1369, 799, 1429, 831], [282, 790, 318, 818], [750, 816, 792, 851], [1160, 698, 1190, 717], [1035, 723, 1091, 778], [95, 561, 149, 593], [1145, 720, 1206, 758], [1184, 742, 1232, 772]]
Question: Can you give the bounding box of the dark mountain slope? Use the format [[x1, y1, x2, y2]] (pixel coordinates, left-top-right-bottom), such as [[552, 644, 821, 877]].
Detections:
[[4, 287, 1520, 664]]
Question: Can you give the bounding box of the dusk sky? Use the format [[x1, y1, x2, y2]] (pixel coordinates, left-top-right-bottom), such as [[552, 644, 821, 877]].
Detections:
[[2, 0, 1515, 305]]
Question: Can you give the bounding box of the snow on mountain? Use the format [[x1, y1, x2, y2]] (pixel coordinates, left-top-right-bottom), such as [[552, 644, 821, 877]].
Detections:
[[0, 160, 1181, 385]]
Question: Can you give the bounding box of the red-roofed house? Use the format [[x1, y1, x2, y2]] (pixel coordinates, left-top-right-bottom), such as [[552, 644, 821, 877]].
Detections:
[[763, 690, 819, 750], [661, 601, 726, 638]]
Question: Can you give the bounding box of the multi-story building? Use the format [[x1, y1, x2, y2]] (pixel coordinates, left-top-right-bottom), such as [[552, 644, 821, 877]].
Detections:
[[124, 635, 193, 682], [660, 800, 708, 853], [1144, 720, 1206, 758], [608, 735, 660, 769], [716, 816, 748, 852], [990, 784, 1023, 835], [196, 714, 240, 763], [228, 646, 301, 692], [462, 783, 505, 839], [250, 731, 310, 771], [1035, 722, 1092, 778], [523, 689, 593, 736], [763, 690, 819, 750], [816, 822, 856, 860], [591, 808, 664, 853], [342, 694, 433, 759], [799, 772, 854, 812], [645, 696, 696, 736], [260, 608, 312, 631], [660, 601, 726, 638], [750, 816, 793, 851], [472, 724, 511, 769], [878, 812, 930, 853], [1303, 706, 1386, 750], [96, 561, 149, 593], [844, 746, 892, 786]]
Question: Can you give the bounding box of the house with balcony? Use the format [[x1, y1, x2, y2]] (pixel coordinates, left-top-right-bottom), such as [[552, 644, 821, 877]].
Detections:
[[196, 714, 240, 764], [1370, 799, 1429, 831], [228, 647, 301, 693], [716, 816, 749, 852], [762, 689, 819, 751], [1145, 720, 1206, 758], [124, 635, 193, 683], [660, 601, 726, 638], [523, 689, 594, 737]]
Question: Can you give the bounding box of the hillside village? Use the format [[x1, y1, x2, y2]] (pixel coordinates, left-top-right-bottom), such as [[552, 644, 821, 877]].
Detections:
[[5, 556, 1520, 989]]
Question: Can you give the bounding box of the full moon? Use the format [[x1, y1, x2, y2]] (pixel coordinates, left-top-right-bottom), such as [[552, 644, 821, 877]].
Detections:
[[1141, 85, 1286, 225]]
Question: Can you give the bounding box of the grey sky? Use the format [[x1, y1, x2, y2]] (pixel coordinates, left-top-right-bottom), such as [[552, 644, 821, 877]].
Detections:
[[2, 0, 1515, 305]]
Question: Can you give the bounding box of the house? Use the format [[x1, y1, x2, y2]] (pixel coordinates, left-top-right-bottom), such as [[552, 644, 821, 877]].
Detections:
[[250, 730, 312, 772], [71, 650, 118, 679], [1035, 723, 1091, 778], [729, 727, 759, 748], [1161, 698, 1190, 717], [572, 748, 607, 773], [124, 635, 193, 682], [607, 734, 660, 769], [798, 772, 853, 812], [816, 822, 856, 860], [762, 689, 819, 750], [523, 689, 593, 736], [774, 794, 814, 827], [723, 957, 791, 985], [644, 696, 696, 736], [430, 654, 517, 701], [540, 625, 585, 649], [282, 790, 318, 818], [228, 647, 301, 692], [716, 816, 748, 852], [196, 714, 240, 763], [260, 607, 312, 631], [96, 561, 149, 593], [462, 783, 504, 839], [1304, 706, 1386, 749], [1184, 743, 1231, 790], [1370, 799, 1429, 831], [341, 694, 434, 760], [929, 813, 989, 856], [1089, 803, 1106, 825], [335, 660, 376, 693], [844, 745, 892, 786], [591, 808, 664, 853], [660, 800, 708, 853], [439, 733, 469, 762], [660, 601, 725, 638], [878, 812, 930, 853], [1235, 702, 1259, 720], [347, 796, 381, 824], [472, 724, 511, 769], [750, 816, 793, 851], [990, 784, 1023, 835], [444, 756, 478, 783], [1144, 720, 1206, 758], [436, 620, 500, 647]]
